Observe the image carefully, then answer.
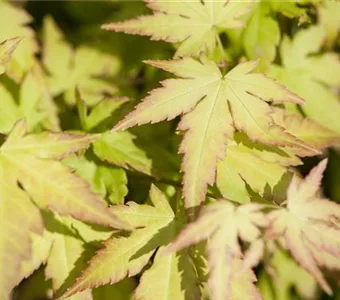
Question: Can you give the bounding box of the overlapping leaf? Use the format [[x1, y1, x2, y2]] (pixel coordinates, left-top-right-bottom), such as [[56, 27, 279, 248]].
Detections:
[[269, 26, 340, 133], [165, 201, 266, 300], [63, 154, 128, 205], [113, 56, 314, 208], [0, 37, 21, 75], [0, 70, 55, 134], [259, 248, 318, 300], [266, 159, 340, 295], [0, 2, 38, 81], [63, 185, 200, 300], [103, 0, 251, 57], [217, 110, 339, 204], [317, 1, 340, 47], [0, 167, 43, 300], [0, 120, 127, 229], [45, 217, 94, 300], [42, 16, 120, 105]]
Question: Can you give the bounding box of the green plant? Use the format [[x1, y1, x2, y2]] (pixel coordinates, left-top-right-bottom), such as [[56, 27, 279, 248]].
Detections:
[[0, 1, 340, 300]]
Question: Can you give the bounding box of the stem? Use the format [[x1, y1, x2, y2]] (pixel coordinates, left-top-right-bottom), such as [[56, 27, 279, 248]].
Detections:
[[215, 32, 227, 73]]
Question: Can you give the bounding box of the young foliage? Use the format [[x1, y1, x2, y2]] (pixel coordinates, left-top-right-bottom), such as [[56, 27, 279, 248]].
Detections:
[[0, 2, 38, 81], [63, 185, 200, 299], [0, 120, 128, 229], [165, 201, 266, 300], [113, 56, 314, 209], [43, 17, 120, 105], [103, 0, 250, 57], [266, 159, 340, 295], [1, 1, 340, 299], [269, 26, 340, 133]]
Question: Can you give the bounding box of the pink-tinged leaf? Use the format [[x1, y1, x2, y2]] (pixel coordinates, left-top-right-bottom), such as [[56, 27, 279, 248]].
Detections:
[[102, 0, 250, 57], [114, 57, 315, 209], [165, 201, 265, 300], [266, 159, 340, 295], [272, 108, 340, 152], [178, 83, 234, 209]]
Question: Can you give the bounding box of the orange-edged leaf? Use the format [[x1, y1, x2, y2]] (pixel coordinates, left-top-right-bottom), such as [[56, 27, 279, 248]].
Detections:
[[165, 201, 266, 300], [266, 159, 340, 295], [102, 0, 251, 57], [0, 120, 129, 229], [114, 57, 314, 209], [62, 185, 176, 298], [272, 108, 340, 151]]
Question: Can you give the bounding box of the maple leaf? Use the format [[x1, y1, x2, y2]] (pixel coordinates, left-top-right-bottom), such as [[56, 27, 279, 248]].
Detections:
[[0, 120, 128, 229], [45, 216, 94, 300], [0, 67, 60, 134], [269, 26, 340, 133], [165, 200, 266, 300], [113, 56, 313, 209], [216, 109, 340, 204], [260, 248, 318, 300], [0, 167, 43, 300], [63, 154, 128, 206], [271, 108, 340, 150], [102, 0, 250, 57], [76, 90, 129, 132], [241, 0, 308, 70], [317, 1, 340, 48], [242, 1, 280, 71], [216, 132, 297, 204], [63, 185, 200, 299], [0, 2, 38, 82], [0, 37, 21, 75], [266, 159, 340, 295], [42, 16, 120, 105]]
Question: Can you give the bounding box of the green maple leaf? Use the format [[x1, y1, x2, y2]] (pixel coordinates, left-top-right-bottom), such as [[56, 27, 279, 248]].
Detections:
[[63, 154, 128, 205], [112, 56, 314, 209], [102, 0, 250, 57], [42, 16, 120, 105], [241, 0, 310, 71], [242, 2, 281, 71], [317, 1, 340, 48], [0, 71, 56, 134], [0, 37, 21, 75], [259, 248, 318, 300], [63, 185, 200, 300], [76, 90, 129, 132], [165, 201, 266, 300], [266, 159, 340, 295], [0, 2, 38, 82], [93, 131, 153, 176], [269, 26, 340, 133]]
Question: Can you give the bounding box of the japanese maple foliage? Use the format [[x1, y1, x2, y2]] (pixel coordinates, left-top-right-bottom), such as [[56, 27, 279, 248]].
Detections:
[[0, 1, 340, 300]]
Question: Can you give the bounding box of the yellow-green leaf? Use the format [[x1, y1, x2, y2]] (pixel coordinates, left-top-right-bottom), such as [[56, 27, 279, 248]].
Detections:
[[0, 37, 21, 75], [114, 56, 314, 208], [103, 0, 251, 57]]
